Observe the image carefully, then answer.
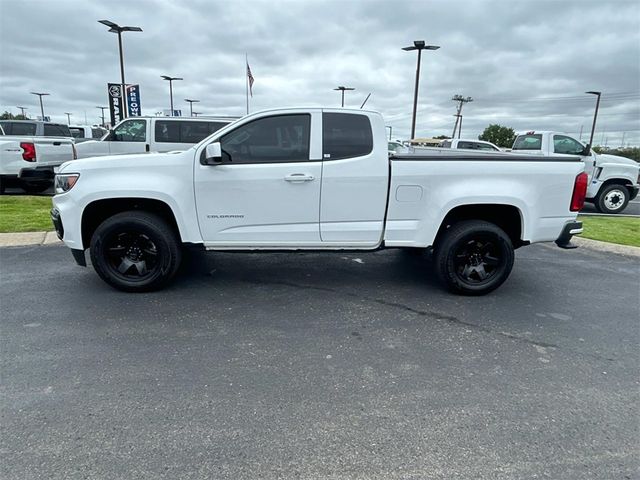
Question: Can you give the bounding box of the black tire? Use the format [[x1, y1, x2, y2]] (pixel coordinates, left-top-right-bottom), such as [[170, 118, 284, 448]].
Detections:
[[595, 184, 629, 214], [89, 211, 182, 292], [434, 220, 514, 295], [21, 182, 50, 194], [0, 177, 6, 195]]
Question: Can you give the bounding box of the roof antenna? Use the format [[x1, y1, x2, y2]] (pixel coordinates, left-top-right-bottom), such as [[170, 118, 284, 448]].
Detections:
[[360, 93, 371, 109]]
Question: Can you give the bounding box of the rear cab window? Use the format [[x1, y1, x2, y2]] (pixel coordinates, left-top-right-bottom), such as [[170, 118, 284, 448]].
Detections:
[[512, 134, 542, 150], [69, 127, 85, 139], [44, 123, 72, 137], [322, 113, 373, 160], [1, 122, 37, 136]]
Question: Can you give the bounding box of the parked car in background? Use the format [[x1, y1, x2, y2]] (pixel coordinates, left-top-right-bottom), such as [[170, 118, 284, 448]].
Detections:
[[440, 138, 501, 151], [52, 108, 586, 295], [69, 125, 108, 143], [388, 140, 408, 155], [75, 116, 239, 159], [0, 120, 73, 139], [512, 131, 640, 214], [1, 133, 76, 193]]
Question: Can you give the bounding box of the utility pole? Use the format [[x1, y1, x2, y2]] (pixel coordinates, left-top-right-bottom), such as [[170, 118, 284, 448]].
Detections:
[[402, 40, 440, 140], [96, 106, 107, 127], [30, 92, 50, 120], [334, 86, 355, 107], [451, 95, 473, 138], [579, 124, 583, 141], [620, 132, 626, 148]]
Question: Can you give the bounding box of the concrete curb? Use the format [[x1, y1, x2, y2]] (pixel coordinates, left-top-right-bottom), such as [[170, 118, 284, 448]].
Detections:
[[0, 231, 61, 248], [573, 236, 640, 258]]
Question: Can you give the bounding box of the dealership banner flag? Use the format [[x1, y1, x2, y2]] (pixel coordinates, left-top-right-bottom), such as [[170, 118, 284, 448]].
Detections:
[[126, 84, 142, 117], [107, 83, 124, 126]]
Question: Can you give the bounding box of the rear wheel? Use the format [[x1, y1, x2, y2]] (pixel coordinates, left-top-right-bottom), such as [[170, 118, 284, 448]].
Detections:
[[90, 211, 182, 292], [595, 184, 629, 214], [434, 220, 514, 295]]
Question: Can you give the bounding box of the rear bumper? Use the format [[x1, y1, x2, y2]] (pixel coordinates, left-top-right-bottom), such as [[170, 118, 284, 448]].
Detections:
[[555, 221, 582, 249], [19, 166, 55, 182]]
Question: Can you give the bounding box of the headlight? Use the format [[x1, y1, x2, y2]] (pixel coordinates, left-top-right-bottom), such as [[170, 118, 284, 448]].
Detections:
[[55, 173, 80, 194]]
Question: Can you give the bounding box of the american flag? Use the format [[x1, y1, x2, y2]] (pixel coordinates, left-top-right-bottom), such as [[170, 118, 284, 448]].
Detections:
[[247, 62, 254, 97]]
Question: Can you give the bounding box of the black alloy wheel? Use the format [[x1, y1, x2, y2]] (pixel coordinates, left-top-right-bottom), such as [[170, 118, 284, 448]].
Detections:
[[434, 220, 515, 295], [90, 211, 181, 292]]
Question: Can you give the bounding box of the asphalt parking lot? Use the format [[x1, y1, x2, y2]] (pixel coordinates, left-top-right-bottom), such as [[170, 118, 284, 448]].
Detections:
[[1, 243, 638, 479]]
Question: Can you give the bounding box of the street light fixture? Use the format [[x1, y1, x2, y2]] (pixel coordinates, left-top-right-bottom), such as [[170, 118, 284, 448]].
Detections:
[[64, 112, 72, 124], [184, 98, 200, 117], [96, 106, 108, 127], [333, 86, 355, 107], [402, 40, 440, 140], [161, 76, 183, 116], [98, 20, 143, 120], [192, 111, 201, 117], [16, 106, 27, 118], [30, 92, 50, 120], [585, 90, 601, 154]]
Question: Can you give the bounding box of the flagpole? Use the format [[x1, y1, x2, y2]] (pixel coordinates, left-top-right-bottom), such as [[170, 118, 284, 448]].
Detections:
[[245, 53, 249, 115]]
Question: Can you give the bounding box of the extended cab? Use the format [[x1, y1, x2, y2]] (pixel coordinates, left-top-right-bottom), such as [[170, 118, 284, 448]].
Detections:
[[512, 131, 640, 213], [75, 116, 238, 159], [52, 108, 587, 295], [1, 126, 76, 193]]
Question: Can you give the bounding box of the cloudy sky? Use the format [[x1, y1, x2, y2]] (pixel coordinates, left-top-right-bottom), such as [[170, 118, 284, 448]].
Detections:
[[1, 0, 639, 145]]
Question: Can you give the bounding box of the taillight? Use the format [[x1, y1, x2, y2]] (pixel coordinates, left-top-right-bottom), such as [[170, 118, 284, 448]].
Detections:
[[20, 142, 36, 162], [570, 172, 588, 212]]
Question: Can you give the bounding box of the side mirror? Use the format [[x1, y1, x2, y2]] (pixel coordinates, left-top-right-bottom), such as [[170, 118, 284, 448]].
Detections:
[[202, 142, 223, 165], [581, 144, 591, 156]]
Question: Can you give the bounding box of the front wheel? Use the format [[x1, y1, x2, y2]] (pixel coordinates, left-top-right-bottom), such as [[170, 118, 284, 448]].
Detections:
[[434, 220, 515, 295], [90, 211, 182, 292], [595, 184, 629, 214]]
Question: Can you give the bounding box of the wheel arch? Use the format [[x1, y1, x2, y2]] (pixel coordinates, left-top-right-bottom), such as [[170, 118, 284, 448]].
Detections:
[[81, 197, 182, 249], [434, 203, 524, 249]]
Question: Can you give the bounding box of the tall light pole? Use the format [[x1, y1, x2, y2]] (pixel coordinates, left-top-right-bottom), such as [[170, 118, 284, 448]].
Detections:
[[185, 98, 199, 116], [16, 106, 27, 118], [586, 91, 601, 153], [192, 111, 201, 117], [30, 92, 50, 120], [161, 76, 183, 116], [64, 112, 72, 124], [98, 20, 143, 120], [402, 40, 440, 140], [334, 86, 355, 107], [96, 106, 107, 127]]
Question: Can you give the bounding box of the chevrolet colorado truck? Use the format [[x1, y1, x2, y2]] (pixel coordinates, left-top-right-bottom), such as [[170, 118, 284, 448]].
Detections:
[[52, 108, 587, 295], [0, 127, 77, 193], [512, 131, 639, 214]]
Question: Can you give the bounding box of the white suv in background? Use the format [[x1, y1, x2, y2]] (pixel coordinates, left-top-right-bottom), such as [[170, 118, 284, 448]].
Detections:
[[75, 116, 238, 158]]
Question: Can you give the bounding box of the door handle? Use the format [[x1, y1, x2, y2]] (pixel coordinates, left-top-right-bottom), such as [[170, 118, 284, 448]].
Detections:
[[284, 173, 315, 182]]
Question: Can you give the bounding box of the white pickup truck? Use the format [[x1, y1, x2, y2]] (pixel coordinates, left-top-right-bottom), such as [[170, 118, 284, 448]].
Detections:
[[0, 126, 76, 193], [512, 131, 640, 213], [439, 138, 501, 151], [52, 108, 587, 295], [75, 116, 237, 159]]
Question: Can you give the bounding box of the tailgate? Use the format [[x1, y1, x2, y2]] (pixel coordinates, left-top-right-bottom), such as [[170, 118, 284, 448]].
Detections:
[[34, 138, 75, 166]]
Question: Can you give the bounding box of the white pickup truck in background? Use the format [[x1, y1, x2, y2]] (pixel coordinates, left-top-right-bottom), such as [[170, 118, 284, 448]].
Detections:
[[1, 125, 77, 193], [439, 138, 501, 151], [75, 116, 238, 159], [512, 131, 640, 213], [69, 125, 108, 143], [52, 108, 587, 295]]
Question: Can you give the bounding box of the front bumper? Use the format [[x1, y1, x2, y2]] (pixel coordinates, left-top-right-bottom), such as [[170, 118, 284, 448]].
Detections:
[[629, 185, 639, 201], [555, 221, 582, 249], [51, 206, 86, 266]]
